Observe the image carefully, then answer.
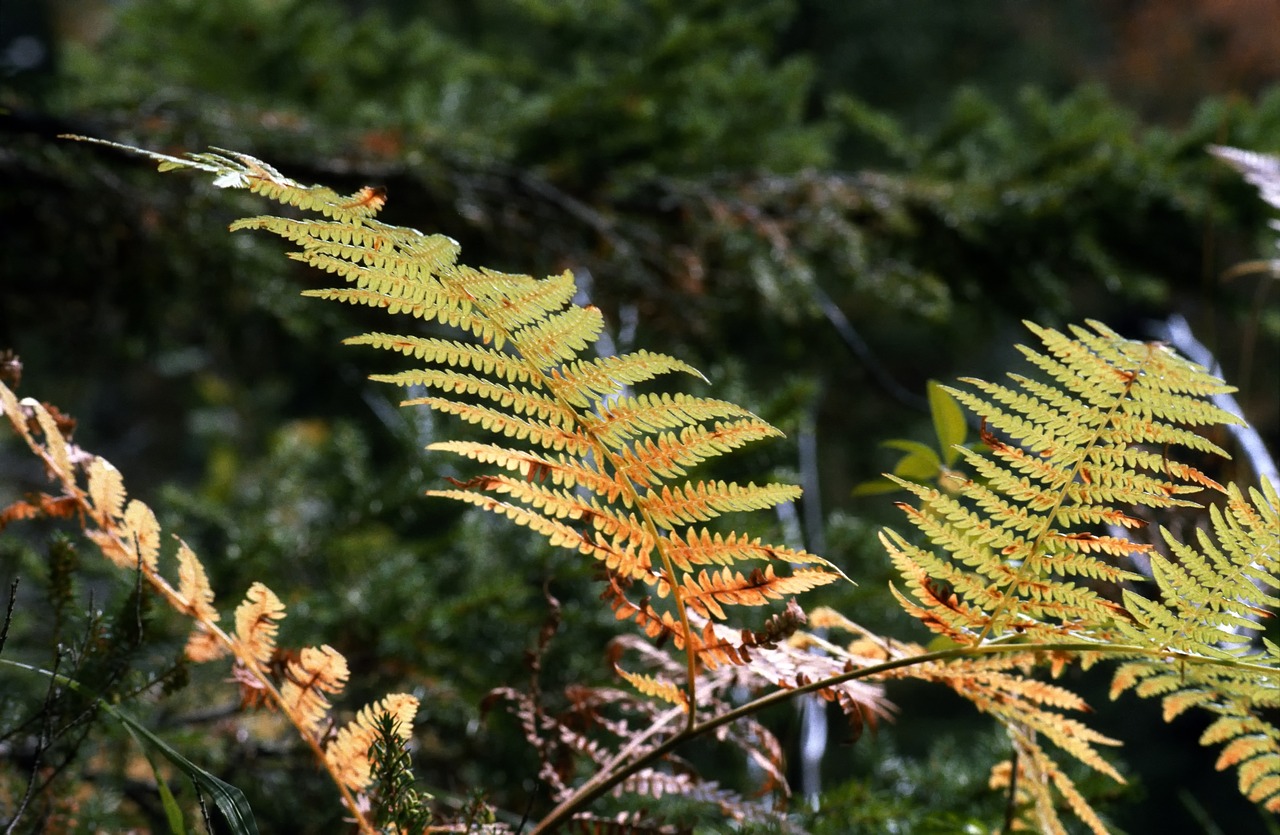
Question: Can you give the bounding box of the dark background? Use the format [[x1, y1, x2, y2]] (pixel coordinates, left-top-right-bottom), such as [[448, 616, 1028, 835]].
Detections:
[[1, 1, 1278, 832]]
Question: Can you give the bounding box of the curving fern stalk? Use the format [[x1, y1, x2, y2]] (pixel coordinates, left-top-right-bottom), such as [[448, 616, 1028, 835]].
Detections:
[[48, 137, 1280, 834]]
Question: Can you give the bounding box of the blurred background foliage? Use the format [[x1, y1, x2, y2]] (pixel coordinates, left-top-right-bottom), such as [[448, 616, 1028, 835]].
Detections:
[[1, 0, 1279, 831]]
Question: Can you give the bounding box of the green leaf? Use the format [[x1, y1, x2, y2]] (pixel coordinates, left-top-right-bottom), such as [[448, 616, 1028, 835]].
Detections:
[[0, 660, 258, 835], [123, 723, 187, 835], [109, 706, 258, 835], [881, 439, 943, 468], [881, 440, 943, 482], [927, 380, 968, 467], [893, 451, 942, 482]]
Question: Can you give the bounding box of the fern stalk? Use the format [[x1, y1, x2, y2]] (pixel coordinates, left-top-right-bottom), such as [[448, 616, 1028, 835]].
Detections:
[[533, 636, 1277, 832]]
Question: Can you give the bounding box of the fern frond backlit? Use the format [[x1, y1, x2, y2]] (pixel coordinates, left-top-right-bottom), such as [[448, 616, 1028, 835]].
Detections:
[[880, 319, 1272, 830], [888, 319, 1243, 646], [118, 142, 853, 727]]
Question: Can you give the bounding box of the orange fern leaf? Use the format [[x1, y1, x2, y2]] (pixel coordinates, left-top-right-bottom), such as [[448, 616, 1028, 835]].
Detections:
[[282, 644, 351, 735], [669, 565, 838, 620], [234, 582, 287, 668]]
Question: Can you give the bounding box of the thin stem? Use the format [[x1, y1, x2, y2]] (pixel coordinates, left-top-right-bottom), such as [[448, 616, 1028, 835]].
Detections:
[[531, 637, 1278, 833]]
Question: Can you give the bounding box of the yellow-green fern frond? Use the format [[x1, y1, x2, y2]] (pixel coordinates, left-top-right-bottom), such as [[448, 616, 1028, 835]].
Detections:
[[614, 666, 689, 710], [890, 320, 1242, 645], [117, 141, 851, 738]]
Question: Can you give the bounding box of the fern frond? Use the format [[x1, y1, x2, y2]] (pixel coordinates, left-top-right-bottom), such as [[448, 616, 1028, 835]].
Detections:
[[590, 393, 758, 449], [639, 481, 801, 529], [281, 645, 351, 736], [660, 528, 836, 572], [612, 421, 782, 488], [615, 770, 796, 830], [614, 667, 689, 710], [417, 398, 591, 454], [344, 333, 533, 383], [890, 320, 1242, 645], [993, 723, 1111, 835], [554, 352, 706, 407], [668, 565, 838, 620], [234, 582, 286, 668], [382, 366, 574, 425], [0, 373, 419, 833]]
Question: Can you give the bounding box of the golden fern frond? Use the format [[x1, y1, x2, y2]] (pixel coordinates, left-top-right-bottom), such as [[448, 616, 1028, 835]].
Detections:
[[888, 320, 1242, 645], [668, 565, 838, 620], [121, 143, 849, 717], [234, 582, 287, 668], [1110, 479, 1280, 811], [591, 393, 758, 449], [613, 667, 689, 710], [992, 721, 1111, 835], [0, 375, 419, 833], [640, 481, 801, 528]]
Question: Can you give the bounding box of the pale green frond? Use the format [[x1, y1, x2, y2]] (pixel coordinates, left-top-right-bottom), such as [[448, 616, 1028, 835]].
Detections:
[[414, 398, 590, 455], [373, 368, 574, 427], [892, 320, 1241, 646], [483, 270, 579, 332], [509, 305, 606, 370], [428, 489, 655, 581], [613, 420, 783, 488], [427, 441, 626, 503], [551, 351, 706, 408]]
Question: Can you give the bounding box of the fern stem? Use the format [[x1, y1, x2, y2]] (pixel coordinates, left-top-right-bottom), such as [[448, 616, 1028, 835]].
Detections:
[[531, 637, 1277, 833]]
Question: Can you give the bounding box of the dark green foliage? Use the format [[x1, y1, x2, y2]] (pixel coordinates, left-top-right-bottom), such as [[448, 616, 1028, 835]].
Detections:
[[368, 711, 433, 833], [0, 537, 186, 832]]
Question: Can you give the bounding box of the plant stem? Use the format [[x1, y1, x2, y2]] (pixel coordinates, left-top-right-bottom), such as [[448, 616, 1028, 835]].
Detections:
[[531, 637, 1278, 832]]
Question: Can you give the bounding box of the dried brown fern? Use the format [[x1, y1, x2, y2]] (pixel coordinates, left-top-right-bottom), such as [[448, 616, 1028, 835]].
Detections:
[[0, 382, 419, 834]]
